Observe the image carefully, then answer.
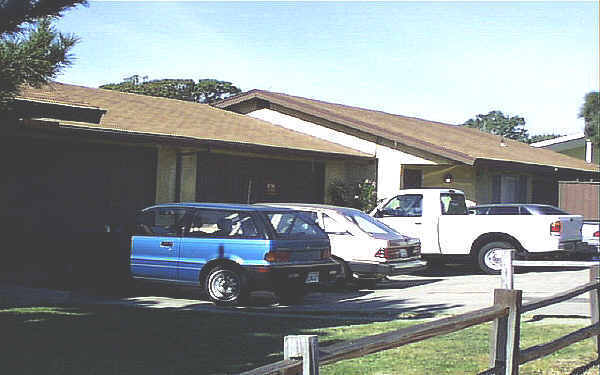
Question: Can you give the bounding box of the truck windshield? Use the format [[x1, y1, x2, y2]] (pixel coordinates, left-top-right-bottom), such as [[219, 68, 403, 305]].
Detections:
[[440, 193, 468, 215]]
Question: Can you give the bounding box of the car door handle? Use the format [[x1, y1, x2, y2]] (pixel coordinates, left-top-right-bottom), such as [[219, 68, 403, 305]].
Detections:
[[414, 222, 422, 225], [160, 241, 174, 247]]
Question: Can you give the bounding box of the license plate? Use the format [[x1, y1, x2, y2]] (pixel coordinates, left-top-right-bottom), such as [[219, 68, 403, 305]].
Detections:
[[305, 271, 319, 284]]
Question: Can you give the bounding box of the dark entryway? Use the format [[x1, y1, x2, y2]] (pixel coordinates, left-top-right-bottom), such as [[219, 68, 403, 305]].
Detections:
[[1, 136, 157, 234], [195, 153, 325, 203]]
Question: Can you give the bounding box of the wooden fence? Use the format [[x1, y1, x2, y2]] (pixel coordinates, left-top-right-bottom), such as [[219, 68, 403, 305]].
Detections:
[[240, 253, 600, 375]]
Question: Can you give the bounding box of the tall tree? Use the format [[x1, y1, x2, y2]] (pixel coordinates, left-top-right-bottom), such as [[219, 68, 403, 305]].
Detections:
[[579, 91, 600, 145], [0, 0, 86, 105], [1, 0, 86, 34], [527, 134, 563, 144], [100, 76, 242, 104], [463, 110, 529, 143]]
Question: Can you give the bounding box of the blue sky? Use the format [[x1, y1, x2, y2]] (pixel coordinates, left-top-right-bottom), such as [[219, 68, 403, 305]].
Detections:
[[55, 1, 598, 136]]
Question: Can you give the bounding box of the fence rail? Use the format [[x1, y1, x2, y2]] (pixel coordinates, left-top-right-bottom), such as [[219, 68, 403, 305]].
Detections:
[[240, 254, 600, 375]]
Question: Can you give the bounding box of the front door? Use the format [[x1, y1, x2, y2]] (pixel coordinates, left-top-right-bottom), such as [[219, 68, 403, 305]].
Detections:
[[375, 194, 424, 244], [130, 207, 187, 280]]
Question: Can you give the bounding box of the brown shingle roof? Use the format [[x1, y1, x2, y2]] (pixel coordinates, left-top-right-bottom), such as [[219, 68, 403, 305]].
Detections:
[[15, 83, 371, 159], [216, 90, 599, 173]]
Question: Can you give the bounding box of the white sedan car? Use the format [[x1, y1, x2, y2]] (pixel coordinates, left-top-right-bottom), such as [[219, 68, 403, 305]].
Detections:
[[263, 203, 427, 288]]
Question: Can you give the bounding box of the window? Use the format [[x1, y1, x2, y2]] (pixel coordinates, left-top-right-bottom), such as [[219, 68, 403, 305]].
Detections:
[[440, 193, 468, 215], [321, 213, 349, 234], [266, 212, 327, 239], [488, 206, 520, 215], [136, 208, 187, 236], [187, 209, 260, 238], [345, 213, 390, 235], [382, 194, 423, 217]]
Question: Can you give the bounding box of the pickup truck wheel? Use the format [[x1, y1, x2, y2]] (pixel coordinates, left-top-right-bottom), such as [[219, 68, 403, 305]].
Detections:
[[205, 265, 249, 306], [477, 241, 512, 275]]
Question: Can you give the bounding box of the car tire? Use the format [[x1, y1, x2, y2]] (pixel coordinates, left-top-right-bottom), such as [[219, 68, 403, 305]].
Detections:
[[275, 283, 308, 305], [204, 265, 249, 306], [477, 241, 513, 275], [332, 256, 353, 288]]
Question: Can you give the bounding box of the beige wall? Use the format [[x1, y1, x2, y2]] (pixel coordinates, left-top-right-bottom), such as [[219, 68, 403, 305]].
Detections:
[[155, 146, 177, 203], [155, 147, 198, 204], [420, 165, 477, 200]]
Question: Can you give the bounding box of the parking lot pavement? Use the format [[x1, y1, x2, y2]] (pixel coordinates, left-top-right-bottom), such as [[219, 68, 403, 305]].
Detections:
[[1, 265, 594, 320]]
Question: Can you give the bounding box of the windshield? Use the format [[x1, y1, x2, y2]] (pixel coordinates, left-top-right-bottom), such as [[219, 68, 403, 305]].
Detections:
[[344, 211, 397, 235], [266, 211, 328, 240]]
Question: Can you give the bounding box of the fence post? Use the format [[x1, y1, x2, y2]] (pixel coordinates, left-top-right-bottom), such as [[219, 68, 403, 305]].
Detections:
[[591, 265, 600, 354], [490, 289, 522, 375], [500, 250, 515, 290], [284, 335, 319, 375]]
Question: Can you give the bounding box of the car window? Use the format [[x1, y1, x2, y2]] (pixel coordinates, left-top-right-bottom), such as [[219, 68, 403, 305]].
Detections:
[[382, 194, 422, 217], [473, 207, 489, 215], [519, 206, 532, 215], [322, 213, 350, 234], [266, 212, 328, 240], [440, 193, 468, 215], [136, 208, 187, 236], [345, 213, 390, 235], [488, 206, 520, 215], [187, 209, 260, 238], [530, 206, 570, 215]]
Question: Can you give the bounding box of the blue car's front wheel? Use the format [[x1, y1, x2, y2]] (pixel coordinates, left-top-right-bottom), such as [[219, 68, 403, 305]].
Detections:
[[205, 265, 249, 306]]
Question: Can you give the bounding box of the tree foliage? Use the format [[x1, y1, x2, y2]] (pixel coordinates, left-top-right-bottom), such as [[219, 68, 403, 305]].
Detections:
[[0, 0, 86, 34], [527, 134, 563, 144], [579, 91, 600, 145], [0, 0, 85, 105], [100, 76, 242, 104], [463, 110, 529, 142]]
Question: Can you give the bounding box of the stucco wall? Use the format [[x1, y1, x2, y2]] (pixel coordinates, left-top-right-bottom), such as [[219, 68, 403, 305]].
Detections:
[[248, 108, 435, 199], [421, 165, 477, 201], [180, 152, 197, 202], [155, 146, 177, 203]]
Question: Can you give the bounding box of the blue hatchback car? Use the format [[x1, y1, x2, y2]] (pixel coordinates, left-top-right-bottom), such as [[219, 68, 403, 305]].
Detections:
[[131, 203, 340, 305]]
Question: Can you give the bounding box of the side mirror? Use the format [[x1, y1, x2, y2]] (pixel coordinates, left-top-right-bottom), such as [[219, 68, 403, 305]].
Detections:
[[374, 209, 383, 218]]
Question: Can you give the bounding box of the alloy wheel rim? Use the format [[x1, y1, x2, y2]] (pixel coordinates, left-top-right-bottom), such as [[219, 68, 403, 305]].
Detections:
[[208, 270, 240, 301]]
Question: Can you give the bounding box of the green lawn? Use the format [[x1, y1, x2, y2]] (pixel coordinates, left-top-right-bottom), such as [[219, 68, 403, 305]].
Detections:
[[0, 305, 597, 375]]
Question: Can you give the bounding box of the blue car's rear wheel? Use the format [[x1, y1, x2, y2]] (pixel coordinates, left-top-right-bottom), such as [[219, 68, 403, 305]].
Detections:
[[205, 265, 249, 306]]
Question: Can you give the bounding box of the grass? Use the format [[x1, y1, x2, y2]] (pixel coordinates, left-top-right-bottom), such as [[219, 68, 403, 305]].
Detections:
[[0, 304, 597, 375]]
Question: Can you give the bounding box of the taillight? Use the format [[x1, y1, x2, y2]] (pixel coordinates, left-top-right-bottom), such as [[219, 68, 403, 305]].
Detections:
[[375, 248, 400, 259], [594, 231, 600, 238], [321, 247, 331, 259], [264, 251, 290, 263], [550, 221, 561, 235]]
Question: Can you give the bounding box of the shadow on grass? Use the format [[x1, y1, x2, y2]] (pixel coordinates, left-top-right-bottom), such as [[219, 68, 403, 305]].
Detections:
[[569, 357, 599, 375], [0, 302, 429, 375]]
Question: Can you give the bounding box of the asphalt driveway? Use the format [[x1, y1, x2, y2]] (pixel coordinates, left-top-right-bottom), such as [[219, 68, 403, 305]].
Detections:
[[3, 264, 593, 320]]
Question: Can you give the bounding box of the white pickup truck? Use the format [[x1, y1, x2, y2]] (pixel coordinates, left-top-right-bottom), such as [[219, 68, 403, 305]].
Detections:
[[371, 189, 590, 274]]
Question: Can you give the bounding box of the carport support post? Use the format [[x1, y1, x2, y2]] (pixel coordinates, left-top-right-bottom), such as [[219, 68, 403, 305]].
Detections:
[[591, 265, 600, 353], [500, 250, 515, 290], [284, 335, 319, 375], [490, 289, 522, 375]]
